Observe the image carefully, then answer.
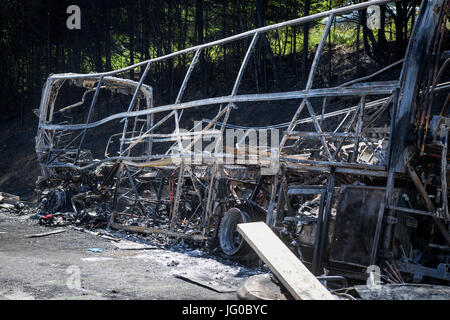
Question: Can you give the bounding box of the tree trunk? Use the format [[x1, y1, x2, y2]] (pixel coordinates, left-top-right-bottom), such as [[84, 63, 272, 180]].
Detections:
[[256, 0, 279, 87], [195, 0, 207, 96], [301, 0, 310, 88], [395, 2, 408, 54], [128, 2, 135, 79]]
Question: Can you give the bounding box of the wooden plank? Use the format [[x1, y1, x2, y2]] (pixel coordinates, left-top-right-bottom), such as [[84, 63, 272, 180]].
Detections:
[[110, 223, 207, 241], [0, 192, 20, 204], [237, 222, 335, 300], [70, 226, 121, 242], [26, 229, 66, 238], [174, 275, 236, 293]]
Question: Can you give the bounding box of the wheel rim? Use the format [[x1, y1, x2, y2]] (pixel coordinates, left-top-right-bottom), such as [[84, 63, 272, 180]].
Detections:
[[219, 208, 250, 255]]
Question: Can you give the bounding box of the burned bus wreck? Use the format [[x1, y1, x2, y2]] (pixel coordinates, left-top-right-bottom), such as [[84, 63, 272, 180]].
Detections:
[[34, 0, 450, 290]]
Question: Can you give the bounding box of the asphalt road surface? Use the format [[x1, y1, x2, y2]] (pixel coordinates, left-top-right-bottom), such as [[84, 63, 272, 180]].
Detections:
[[0, 211, 260, 300]]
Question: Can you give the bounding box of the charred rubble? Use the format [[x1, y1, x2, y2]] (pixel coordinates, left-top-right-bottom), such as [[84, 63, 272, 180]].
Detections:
[[31, 0, 450, 294]]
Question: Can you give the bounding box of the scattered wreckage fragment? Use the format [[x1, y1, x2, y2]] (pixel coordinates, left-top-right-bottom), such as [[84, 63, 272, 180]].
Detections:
[[33, 0, 450, 295], [0, 192, 29, 213]]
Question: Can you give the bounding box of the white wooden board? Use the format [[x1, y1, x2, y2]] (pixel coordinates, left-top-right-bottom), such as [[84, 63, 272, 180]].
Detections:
[[237, 222, 335, 300]]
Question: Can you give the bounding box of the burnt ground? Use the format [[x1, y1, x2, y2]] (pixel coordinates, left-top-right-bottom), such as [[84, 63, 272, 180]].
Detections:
[[0, 210, 263, 300]]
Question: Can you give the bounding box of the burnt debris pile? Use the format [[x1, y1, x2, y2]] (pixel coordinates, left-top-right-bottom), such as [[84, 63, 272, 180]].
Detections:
[[27, 0, 450, 294]]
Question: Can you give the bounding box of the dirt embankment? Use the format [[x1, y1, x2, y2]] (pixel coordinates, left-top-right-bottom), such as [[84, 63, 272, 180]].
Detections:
[[0, 112, 40, 200]]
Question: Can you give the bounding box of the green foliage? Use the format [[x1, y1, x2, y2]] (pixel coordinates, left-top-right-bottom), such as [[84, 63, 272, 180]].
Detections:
[[0, 0, 417, 119]]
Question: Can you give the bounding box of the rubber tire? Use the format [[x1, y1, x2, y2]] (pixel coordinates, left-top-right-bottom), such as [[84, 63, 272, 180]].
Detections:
[[219, 207, 251, 256]]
